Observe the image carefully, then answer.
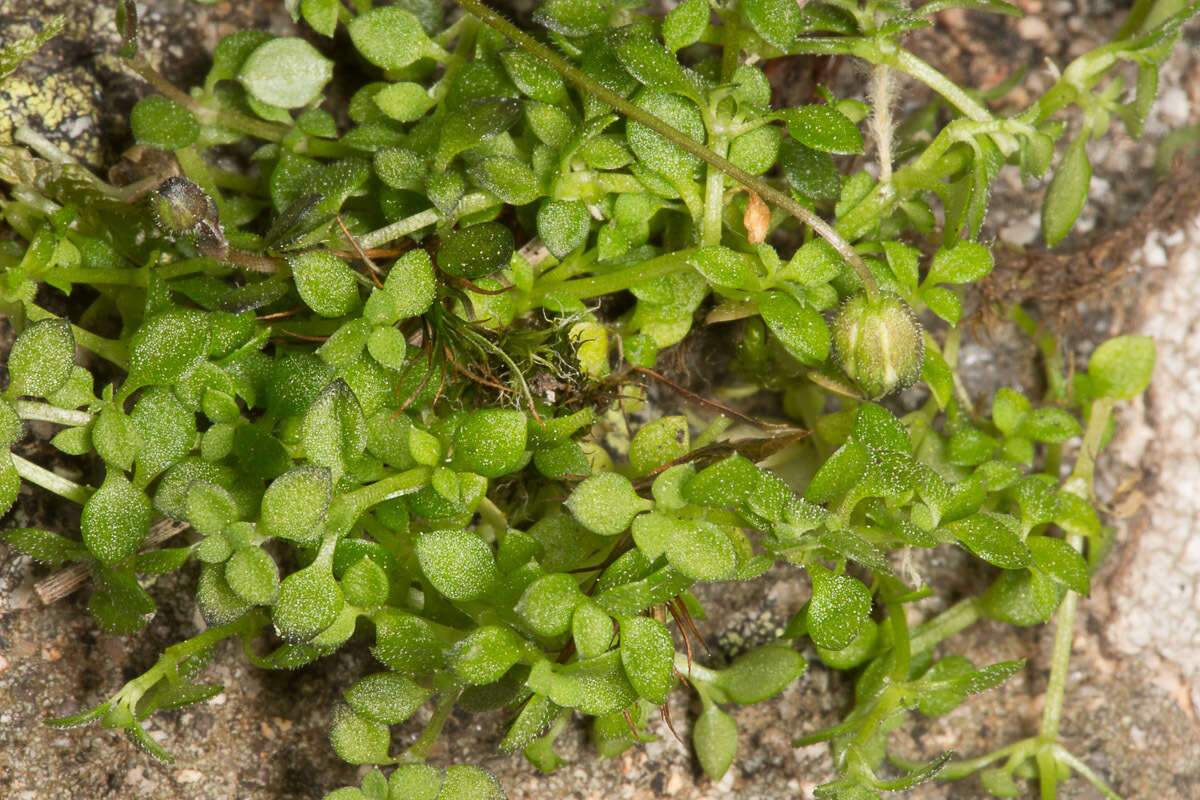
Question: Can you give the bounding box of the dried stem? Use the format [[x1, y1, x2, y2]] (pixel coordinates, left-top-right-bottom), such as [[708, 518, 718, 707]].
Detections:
[[35, 519, 190, 605]]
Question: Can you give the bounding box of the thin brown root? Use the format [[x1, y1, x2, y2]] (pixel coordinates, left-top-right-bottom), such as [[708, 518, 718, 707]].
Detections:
[[675, 596, 711, 655], [661, 702, 684, 746], [633, 366, 791, 430], [337, 215, 384, 288], [279, 329, 328, 342], [621, 708, 640, 741], [667, 598, 694, 676], [256, 304, 304, 322]]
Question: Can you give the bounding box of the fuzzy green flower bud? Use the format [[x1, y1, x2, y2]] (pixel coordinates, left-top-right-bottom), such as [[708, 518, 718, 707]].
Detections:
[[831, 292, 924, 400], [151, 176, 216, 235]]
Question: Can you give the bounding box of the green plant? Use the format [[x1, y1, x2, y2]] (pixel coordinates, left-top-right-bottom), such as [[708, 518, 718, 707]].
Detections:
[[0, 0, 1186, 797]]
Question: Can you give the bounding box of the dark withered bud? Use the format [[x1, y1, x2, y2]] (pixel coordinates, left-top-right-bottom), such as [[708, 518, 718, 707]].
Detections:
[[152, 176, 217, 236], [831, 292, 924, 400]]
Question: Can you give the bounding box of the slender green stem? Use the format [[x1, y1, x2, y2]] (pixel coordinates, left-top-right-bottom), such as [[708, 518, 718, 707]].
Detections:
[[1036, 397, 1115, 796], [124, 610, 269, 698], [341, 467, 431, 516], [531, 248, 695, 303], [1038, 575, 1078, 745], [701, 138, 729, 247], [673, 651, 720, 683], [10, 453, 92, 504], [14, 125, 78, 166], [477, 497, 509, 531], [158, 257, 226, 281], [1051, 744, 1123, 800], [882, 579, 911, 682], [1068, 398, 1114, 495], [888, 49, 995, 126], [533, 246, 598, 287], [453, 0, 878, 296], [403, 689, 460, 762], [692, 415, 734, 450], [1114, 0, 1159, 37], [433, 12, 472, 48], [13, 127, 118, 197], [359, 193, 496, 250], [13, 401, 92, 427], [909, 597, 981, 655], [895, 736, 1034, 780], [556, 170, 649, 199], [43, 267, 142, 286], [41, 258, 221, 290], [718, 11, 740, 84], [206, 164, 261, 194], [429, 14, 477, 104]]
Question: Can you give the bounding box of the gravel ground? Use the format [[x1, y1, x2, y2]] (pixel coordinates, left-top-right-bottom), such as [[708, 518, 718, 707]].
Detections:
[[2, 2, 1199, 799]]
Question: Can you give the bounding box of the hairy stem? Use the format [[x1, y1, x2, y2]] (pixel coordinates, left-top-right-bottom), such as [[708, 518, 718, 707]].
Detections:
[[359, 193, 496, 250], [403, 689, 460, 762], [341, 466, 431, 517], [13, 400, 93, 427], [10, 453, 91, 504], [909, 597, 981, 654], [530, 248, 695, 304], [1035, 397, 1115, 796], [122, 610, 269, 700], [870, 65, 895, 184]]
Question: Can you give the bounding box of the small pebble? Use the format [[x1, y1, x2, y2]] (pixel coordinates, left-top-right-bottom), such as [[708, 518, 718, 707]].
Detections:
[[1016, 16, 1050, 40]]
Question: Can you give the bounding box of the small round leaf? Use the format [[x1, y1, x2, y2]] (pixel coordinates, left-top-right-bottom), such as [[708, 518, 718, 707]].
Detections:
[[926, 240, 994, 285], [373, 82, 436, 122], [273, 562, 344, 642], [713, 643, 806, 704], [415, 530, 498, 601], [665, 519, 737, 581], [620, 617, 675, 704], [289, 251, 359, 318], [757, 290, 830, 366], [342, 556, 390, 607], [782, 105, 864, 155], [348, 6, 432, 70], [516, 572, 583, 637], [127, 309, 208, 388], [448, 625, 524, 685], [438, 222, 514, 280], [130, 96, 200, 150], [626, 89, 705, 179], [389, 764, 444, 800], [329, 704, 390, 765], [437, 765, 504, 800], [344, 672, 432, 725], [566, 473, 646, 536], [453, 408, 528, 478], [260, 466, 332, 544], [225, 546, 280, 605], [693, 704, 738, 781], [1088, 335, 1154, 400], [238, 37, 333, 109], [81, 470, 152, 566], [537, 200, 590, 259], [7, 319, 74, 398], [806, 567, 871, 650]]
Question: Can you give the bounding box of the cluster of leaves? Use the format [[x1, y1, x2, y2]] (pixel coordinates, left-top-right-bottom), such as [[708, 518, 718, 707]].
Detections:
[[0, 0, 1186, 797]]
